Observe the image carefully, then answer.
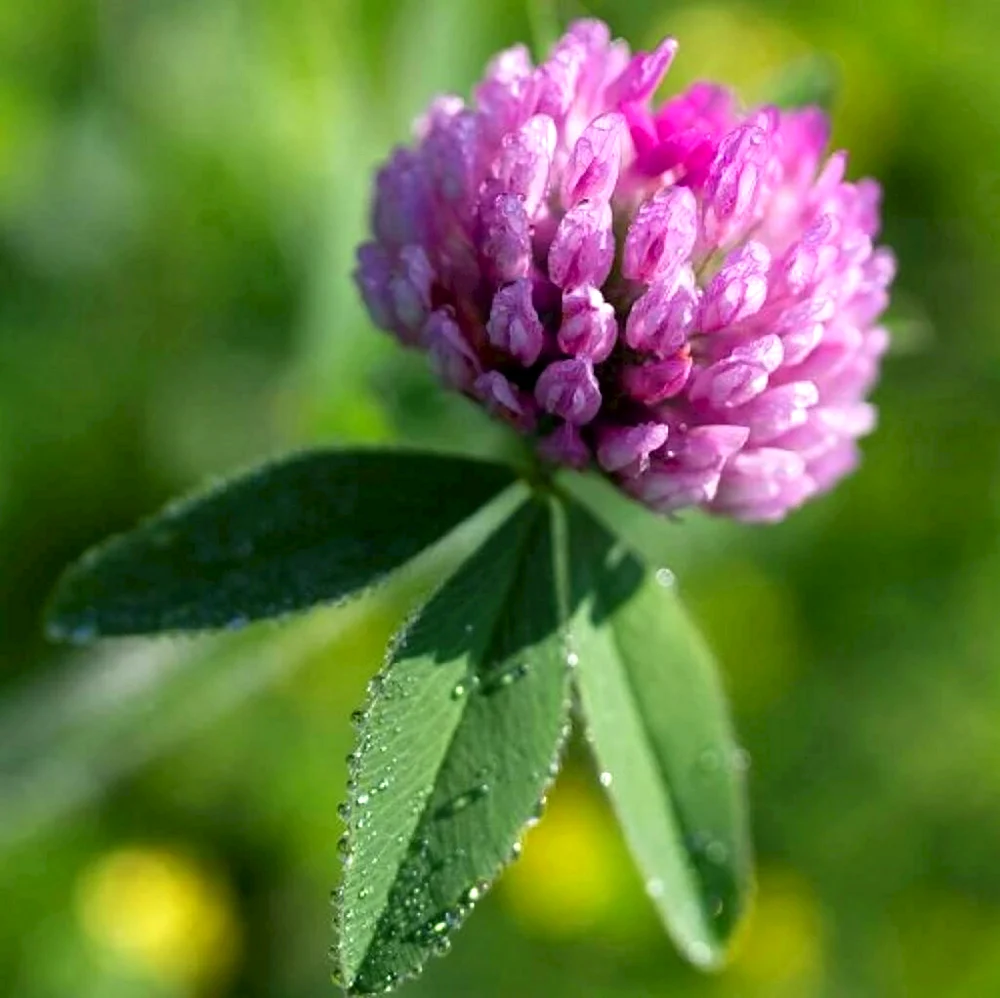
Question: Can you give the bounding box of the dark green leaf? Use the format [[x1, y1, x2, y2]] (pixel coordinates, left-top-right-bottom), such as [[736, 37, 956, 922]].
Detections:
[[563, 499, 752, 969], [46, 449, 518, 639], [336, 498, 571, 995]]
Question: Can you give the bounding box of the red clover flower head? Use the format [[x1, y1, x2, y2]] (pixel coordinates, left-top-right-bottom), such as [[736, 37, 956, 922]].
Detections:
[[355, 20, 895, 522]]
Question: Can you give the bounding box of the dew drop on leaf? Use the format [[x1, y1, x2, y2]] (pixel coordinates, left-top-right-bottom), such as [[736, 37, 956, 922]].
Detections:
[[686, 940, 714, 968], [599, 771, 613, 788], [705, 839, 729, 865], [655, 567, 676, 587], [462, 882, 487, 905], [434, 784, 490, 819], [479, 661, 530, 696], [697, 747, 722, 773]]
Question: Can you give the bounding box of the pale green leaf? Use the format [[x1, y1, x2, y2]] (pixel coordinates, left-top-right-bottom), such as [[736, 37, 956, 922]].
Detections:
[[564, 499, 752, 969]]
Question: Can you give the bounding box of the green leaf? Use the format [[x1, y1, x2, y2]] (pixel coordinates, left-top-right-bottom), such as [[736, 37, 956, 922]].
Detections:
[[563, 499, 752, 969], [337, 498, 571, 995], [46, 449, 518, 639]]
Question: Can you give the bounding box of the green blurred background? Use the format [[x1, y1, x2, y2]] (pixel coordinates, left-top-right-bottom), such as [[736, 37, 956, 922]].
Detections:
[[2, 0, 1000, 995]]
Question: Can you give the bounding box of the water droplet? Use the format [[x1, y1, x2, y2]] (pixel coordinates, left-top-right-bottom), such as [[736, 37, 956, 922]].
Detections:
[[350, 709, 366, 726], [434, 783, 490, 819], [356, 792, 370, 806], [509, 841, 523, 861], [479, 661, 530, 696], [711, 896, 725, 918], [463, 882, 486, 905], [376, 778, 390, 792], [646, 877, 665, 899], [65, 618, 98, 644], [697, 748, 722, 773], [655, 567, 676, 587], [732, 747, 752, 772], [451, 681, 467, 699], [336, 803, 351, 822], [598, 771, 613, 788], [566, 651, 580, 668], [359, 887, 370, 900], [705, 839, 729, 865], [687, 940, 714, 967]]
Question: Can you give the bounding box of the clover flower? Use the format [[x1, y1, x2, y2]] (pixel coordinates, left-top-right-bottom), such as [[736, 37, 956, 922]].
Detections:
[[355, 19, 894, 521]]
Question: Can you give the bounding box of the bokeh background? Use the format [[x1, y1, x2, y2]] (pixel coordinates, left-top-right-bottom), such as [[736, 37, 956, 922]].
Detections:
[[2, 0, 1000, 995]]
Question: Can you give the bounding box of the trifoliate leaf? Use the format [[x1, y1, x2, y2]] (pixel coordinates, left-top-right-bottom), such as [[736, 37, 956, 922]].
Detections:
[[46, 449, 517, 639], [336, 497, 572, 995], [564, 499, 752, 969]]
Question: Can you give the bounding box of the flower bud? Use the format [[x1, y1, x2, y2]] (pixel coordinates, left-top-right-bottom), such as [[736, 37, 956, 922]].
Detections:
[[486, 279, 545, 366], [623, 186, 698, 285], [597, 423, 670, 476], [548, 199, 615, 290], [494, 114, 557, 217], [474, 371, 537, 431], [698, 241, 771, 332], [557, 286, 617, 361], [561, 112, 627, 208], [534, 357, 602, 424], [621, 353, 692, 403], [424, 309, 480, 390], [479, 188, 531, 281], [624, 269, 697, 356]]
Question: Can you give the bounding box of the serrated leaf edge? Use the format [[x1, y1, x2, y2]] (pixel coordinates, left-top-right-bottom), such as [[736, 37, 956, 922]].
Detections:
[[333, 496, 575, 996]]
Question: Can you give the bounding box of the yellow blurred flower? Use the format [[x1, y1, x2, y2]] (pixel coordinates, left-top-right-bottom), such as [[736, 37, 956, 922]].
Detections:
[[499, 776, 632, 939], [649, 3, 808, 97], [729, 867, 825, 993], [75, 845, 240, 991]]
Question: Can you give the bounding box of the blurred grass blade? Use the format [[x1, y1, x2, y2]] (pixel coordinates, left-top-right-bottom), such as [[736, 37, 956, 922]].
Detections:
[[2, 487, 525, 853], [527, 0, 560, 58], [337, 498, 571, 995], [564, 499, 752, 968], [763, 53, 840, 111], [47, 449, 518, 639]]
